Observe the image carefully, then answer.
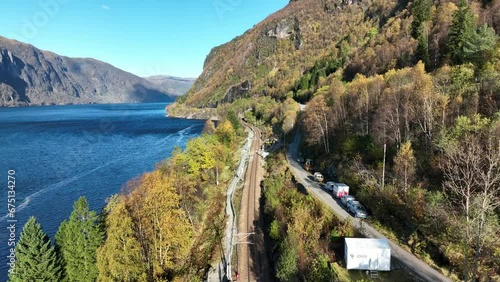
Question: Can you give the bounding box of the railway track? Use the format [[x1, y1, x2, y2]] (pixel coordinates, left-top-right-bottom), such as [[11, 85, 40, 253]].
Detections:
[[237, 125, 263, 282]]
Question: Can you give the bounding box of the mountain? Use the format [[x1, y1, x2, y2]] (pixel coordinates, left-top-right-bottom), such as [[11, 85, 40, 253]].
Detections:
[[0, 36, 176, 106], [170, 0, 500, 112], [172, 0, 403, 109], [144, 75, 196, 96]]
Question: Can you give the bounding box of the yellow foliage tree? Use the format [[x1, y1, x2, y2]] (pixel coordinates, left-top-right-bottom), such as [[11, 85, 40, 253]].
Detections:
[[97, 196, 148, 282], [216, 119, 236, 145], [393, 140, 416, 200], [128, 171, 192, 280]]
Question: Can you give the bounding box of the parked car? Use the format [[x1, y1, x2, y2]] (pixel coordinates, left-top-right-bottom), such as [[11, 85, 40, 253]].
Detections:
[[313, 172, 324, 182], [325, 181, 335, 191], [346, 200, 360, 212], [347, 201, 368, 218], [341, 195, 355, 206]]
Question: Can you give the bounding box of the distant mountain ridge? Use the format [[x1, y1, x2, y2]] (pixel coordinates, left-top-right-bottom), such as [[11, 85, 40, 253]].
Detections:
[[0, 36, 184, 106], [144, 75, 195, 97]]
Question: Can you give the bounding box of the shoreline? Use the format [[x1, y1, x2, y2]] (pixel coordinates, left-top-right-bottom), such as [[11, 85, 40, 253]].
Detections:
[[165, 102, 218, 120], [0, 101, 175, 109]]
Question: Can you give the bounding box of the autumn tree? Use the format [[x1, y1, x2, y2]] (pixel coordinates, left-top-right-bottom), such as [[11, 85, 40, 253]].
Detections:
[[429, 2, 458, 69], [393, 140, 416, 199], [202, 119, 216, 134], [127, 170, 192, 280], [411, 62, 442, 151], [347, 74, 371, 135], [164, 148, 199, 225], [302, 95, 332, 153], [96, 196, 148, 282], [373, 67, 416, 146], [279, 97, 300, 135], [478, 43, 500, 116], [324, 79, 348, 130], [56, 196, 104, 282], [9, 217, 62, 282], [440, 115, 500, 282], [215, 119, 236, 145], [450, 63, 479, 117]]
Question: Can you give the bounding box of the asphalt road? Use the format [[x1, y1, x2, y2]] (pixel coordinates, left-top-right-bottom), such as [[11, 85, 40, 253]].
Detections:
[[287, 130, 452, 282]]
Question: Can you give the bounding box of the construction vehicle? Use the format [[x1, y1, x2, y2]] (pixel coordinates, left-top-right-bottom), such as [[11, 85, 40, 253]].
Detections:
[[305, 159, 314, 171]]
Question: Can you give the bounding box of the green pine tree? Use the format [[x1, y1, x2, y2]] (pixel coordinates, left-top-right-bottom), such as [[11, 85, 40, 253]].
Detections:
[[276, 231, 298, 281], [411, 0, 432, 39], [463, 24, 498, 65], [9, 217, 62, 282], [416, 32, 430, 67], [56, 196, 104, 282], [447, 0, 476, 64]]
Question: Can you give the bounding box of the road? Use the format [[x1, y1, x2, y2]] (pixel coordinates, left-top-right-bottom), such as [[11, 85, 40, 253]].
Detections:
[[236, 125, 270, 282], [287, 130, 452, 282]]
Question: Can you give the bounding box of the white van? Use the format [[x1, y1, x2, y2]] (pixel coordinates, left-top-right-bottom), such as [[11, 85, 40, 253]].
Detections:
[[313, 172, 324, 182]]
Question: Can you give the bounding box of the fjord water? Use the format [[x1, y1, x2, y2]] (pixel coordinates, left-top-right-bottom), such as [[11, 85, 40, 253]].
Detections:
[[0, 103, 203, 279]]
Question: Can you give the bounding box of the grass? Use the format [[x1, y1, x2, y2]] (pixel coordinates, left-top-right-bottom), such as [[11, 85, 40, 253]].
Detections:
[[366, 220, 461, 281], [332, 262, 419, 282], [367, 219, 402, 246]]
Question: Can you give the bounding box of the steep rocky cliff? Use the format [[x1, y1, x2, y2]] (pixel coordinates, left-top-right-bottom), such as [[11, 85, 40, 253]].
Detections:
[[0, 36, 176, 106]]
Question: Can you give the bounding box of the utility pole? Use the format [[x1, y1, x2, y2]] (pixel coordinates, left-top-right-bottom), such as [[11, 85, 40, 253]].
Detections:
[[382, 123, 387, 190], [382, 143, 386, 190], [216, 166, 219, 186]]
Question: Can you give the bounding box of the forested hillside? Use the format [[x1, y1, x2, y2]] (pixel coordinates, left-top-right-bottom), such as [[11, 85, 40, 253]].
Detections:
[[169, 0, 500, 113], [295, 2, 500, 281], [168, 0, 500, 281]]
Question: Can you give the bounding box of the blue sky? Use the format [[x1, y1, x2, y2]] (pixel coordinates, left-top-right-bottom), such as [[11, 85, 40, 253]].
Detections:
[[0, 0, 288, 78]]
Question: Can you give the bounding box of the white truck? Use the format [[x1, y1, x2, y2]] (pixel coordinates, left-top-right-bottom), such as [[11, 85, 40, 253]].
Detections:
[[331, 183, 349, 198], [344, 238, 391, 271]]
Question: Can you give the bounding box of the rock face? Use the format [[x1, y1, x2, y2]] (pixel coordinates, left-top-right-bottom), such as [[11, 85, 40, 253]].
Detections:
[[266, 18, 302, 50], [266, 18, 294, 39], [0, 36, 176, 106], [213, 80, 252, 107]]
